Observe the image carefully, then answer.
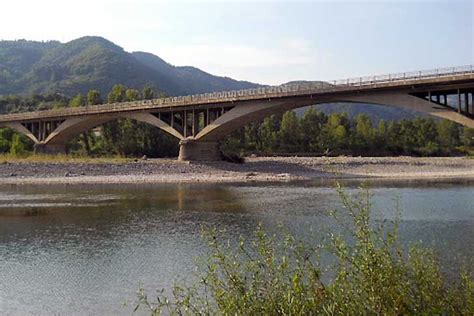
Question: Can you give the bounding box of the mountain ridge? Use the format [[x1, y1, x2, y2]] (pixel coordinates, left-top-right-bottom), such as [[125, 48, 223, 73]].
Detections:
[[0, 36, 259, 97]]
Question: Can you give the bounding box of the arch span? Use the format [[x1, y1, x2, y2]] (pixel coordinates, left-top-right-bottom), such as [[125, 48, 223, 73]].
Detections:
[[338, 93, 474, 128], [195, 98, 317, 142], [35, 112, 184, 153], [175, 91, 473, 160], [0, 122, 40, 143], [192, 92, 473, 144]]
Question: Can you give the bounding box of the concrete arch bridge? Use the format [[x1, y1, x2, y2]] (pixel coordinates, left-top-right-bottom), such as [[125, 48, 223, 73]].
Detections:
[[0, 65, 473, 161]]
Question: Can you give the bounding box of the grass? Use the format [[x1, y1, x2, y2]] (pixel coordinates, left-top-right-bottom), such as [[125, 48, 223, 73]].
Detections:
[[133, 183, 474, 315], [0, 153, 135, 164]]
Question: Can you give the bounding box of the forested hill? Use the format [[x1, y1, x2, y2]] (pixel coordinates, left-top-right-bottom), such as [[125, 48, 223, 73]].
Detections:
[[0, 36, 258, 97]]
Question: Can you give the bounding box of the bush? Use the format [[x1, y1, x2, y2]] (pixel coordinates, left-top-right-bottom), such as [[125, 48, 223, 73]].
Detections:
[[134, 184, 473, 315], [9, 134, 26, 157]]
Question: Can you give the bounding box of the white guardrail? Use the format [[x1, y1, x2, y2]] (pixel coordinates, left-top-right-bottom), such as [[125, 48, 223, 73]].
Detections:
[[1, 65, 473, 122]]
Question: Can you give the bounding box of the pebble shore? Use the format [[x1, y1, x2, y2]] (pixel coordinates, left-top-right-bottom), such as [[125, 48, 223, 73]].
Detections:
[[0, 156, 473, 185]]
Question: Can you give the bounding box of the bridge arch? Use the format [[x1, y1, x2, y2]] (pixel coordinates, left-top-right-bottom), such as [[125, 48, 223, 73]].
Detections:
[[193, 92, 473, 144], [0, 122, 41, 144], [11, 112, 184, 153], [172, 91, 474, 160], [337, 93, 474, 129]]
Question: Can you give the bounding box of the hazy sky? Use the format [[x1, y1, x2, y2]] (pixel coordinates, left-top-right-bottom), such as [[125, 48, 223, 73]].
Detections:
[[1, 0, 472, 84]]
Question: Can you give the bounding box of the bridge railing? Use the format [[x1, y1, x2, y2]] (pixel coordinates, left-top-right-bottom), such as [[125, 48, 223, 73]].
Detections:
[[0, 65, 473, 122], [331, 65, 474, 87]]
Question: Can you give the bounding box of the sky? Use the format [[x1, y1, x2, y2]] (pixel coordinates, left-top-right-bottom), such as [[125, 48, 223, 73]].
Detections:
[[0, 0, 472, 85]]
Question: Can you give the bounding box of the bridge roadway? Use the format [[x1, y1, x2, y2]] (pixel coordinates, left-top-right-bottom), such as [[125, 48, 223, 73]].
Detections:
[[0, 65, 473, 160]]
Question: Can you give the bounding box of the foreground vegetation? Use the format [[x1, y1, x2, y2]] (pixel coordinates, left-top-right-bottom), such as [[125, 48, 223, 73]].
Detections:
[[134, 185, 474, 315]]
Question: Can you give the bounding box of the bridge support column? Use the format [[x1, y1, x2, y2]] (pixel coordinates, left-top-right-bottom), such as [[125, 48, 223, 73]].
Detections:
[[34, 143, 66, 154], [178, 139, 221, 161]]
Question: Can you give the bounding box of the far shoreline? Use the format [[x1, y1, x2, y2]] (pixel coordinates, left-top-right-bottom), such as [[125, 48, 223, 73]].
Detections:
[[0, 156, 473, 186]]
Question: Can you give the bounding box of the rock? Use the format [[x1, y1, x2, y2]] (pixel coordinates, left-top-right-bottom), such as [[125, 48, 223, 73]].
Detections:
[[9, 173, 16, 177]]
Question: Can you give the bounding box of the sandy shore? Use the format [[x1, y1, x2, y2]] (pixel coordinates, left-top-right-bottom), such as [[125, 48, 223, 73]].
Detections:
[[0, 156, 473, 185]]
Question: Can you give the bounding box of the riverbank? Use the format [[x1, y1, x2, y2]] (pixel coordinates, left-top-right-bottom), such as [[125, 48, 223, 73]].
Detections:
[[0, 156, 473, 185]]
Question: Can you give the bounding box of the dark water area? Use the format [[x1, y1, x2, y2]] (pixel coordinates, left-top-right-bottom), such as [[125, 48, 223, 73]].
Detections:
[[0, 179, 473, 315]]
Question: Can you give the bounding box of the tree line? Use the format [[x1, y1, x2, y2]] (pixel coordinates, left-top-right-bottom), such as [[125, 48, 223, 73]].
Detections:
[[1, 86, 473, 157], [223, 108, 474, 157]]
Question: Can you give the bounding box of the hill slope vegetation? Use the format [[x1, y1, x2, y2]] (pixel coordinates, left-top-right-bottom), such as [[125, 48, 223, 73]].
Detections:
[[0, 36, 258, 97]]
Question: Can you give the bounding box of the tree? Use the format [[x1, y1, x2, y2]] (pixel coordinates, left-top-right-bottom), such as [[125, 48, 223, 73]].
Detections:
[[102, 84, 128, 155], [107, 84, 127, 103], [0, 128, 11, 153], [461, 127, 474, 146], [412, 118, 438, 148], [386, 121, 402, 153], [244, 123, 261, 151], [322, 113, 350, 150], [353, 114, 375, 150], [398, 120, 417, 152], [52, 101, 67, 109], [279, 111, 301, 152], [87, 90, 103, 105], [143, 85, 155, 100], [10, 134, 25, 156], [437, 120, 460, 148], [259, 115, 281, 152], [69, 94, 85, 107], [125, 89, 141, 101], [300, 107, 327, 152], [375, 120, 388, 149]]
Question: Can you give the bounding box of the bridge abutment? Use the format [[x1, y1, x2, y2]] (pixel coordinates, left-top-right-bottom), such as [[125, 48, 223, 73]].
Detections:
[[34, 143, 66, 154], [178, 139, 221, 161]]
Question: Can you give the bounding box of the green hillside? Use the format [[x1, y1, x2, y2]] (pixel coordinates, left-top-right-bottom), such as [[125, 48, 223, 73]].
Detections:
[[0, 36, 258, 97]]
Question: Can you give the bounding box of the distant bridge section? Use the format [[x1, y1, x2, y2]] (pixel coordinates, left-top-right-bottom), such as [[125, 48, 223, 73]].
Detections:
[[0, 65, 473, 160]]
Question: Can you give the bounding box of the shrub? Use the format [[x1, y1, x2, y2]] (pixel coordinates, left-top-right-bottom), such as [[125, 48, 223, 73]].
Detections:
[[133, 184, 474, 315], [9, 134, 26, 157]]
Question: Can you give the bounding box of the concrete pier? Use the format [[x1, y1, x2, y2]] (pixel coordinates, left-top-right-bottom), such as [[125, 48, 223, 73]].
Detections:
[[178, 140, 220, 161]]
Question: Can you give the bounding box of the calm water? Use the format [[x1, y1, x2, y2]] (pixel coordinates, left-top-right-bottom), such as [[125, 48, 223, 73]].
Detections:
[[0, 180, 473, 315]]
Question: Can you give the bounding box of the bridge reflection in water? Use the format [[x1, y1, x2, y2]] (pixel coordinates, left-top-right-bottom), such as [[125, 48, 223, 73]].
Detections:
[[0, 65, 473, 160]]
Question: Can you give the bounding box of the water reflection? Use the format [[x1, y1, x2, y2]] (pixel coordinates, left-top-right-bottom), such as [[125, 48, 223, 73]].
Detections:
[[0, 180, 472, 315]]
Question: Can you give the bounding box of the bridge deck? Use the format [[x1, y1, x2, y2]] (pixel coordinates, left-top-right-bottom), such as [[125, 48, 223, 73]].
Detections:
[[0, 65, 473, 123]]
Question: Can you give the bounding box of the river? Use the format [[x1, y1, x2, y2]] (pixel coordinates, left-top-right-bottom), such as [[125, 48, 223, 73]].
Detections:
[[0, 180, 473, 315]]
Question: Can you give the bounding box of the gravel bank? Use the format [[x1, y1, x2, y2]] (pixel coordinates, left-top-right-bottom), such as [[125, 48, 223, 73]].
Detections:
[[0, 156, 473, 185]]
